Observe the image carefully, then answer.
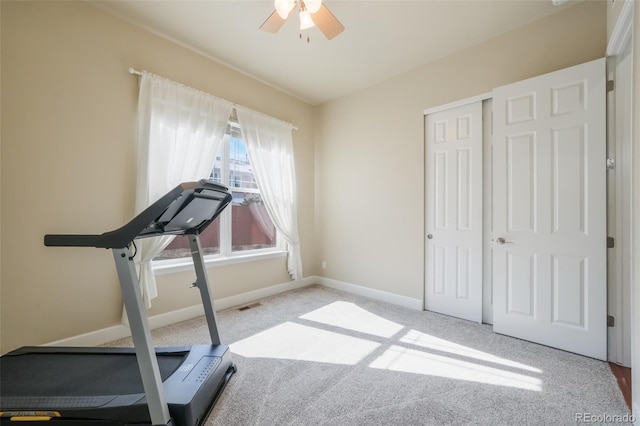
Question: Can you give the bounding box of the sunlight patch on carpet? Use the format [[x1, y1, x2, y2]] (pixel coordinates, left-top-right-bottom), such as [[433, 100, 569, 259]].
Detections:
[[230, 321, 381, 365], [400, 329, 543, 373], [299, 301, 404, 338], [369, 345, 542, 391]]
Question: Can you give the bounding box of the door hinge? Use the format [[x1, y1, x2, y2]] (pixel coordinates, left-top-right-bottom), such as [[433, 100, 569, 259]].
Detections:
[[607, 158, 615, 170], [607, 236, 615, 248], [607, 315, 615, 327], [607, 80, 615, 92]]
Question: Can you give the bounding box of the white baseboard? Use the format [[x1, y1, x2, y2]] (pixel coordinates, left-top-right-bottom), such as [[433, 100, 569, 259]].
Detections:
[[45, 276, 315, 347], [44, 276, 421, 347], [215, 276, 315, 311], [44, 323, 132, 347], [44, 303, 213, 347], [315, 276, 423, 311]]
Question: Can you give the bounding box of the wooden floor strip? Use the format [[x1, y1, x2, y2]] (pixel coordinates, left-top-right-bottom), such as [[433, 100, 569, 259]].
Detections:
[[609, 363, 632, 411]]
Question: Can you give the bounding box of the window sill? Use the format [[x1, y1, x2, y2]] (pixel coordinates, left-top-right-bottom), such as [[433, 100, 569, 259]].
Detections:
[[153, 250, 287, 276]]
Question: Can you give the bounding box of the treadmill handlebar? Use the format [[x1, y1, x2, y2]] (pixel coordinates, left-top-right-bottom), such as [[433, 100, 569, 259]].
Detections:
[[44, 180, 231, 249], [44, 234, 102, 247]]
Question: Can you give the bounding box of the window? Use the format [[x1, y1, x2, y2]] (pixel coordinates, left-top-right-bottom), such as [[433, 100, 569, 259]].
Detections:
[[154, 126, 279, 263]]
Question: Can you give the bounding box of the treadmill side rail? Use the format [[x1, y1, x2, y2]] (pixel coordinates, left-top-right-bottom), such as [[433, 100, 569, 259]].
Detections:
[[113, 247, 173, 426]]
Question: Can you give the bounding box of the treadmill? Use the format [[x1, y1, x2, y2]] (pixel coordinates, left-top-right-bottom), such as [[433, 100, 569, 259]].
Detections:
[[0, 180, 236, 425]]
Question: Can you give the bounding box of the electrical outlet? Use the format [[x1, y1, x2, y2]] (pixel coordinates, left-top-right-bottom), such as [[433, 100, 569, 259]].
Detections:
[[321, 260, 326, 269]]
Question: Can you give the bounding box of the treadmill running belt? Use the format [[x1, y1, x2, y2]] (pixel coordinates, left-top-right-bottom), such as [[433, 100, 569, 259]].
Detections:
[[0, 352, 186, 396]]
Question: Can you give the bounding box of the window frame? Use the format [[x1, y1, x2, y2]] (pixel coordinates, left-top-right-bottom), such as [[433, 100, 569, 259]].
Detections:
[[152, 130, 286, 275]]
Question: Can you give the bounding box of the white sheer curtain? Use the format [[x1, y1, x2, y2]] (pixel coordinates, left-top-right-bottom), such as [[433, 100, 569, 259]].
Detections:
[[248, 202, 276, 241], [134, 72, 234, 310], [235, 106, 303, 280]]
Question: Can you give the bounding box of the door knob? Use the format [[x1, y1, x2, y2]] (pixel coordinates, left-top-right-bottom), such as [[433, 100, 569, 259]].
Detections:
[[496, 237, 512, 245], [427, 234, 433, 240]]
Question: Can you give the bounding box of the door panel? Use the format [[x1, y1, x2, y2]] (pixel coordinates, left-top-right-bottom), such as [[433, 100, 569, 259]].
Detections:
[[425, 102, 482, 323], [492, 58, 606, 360]]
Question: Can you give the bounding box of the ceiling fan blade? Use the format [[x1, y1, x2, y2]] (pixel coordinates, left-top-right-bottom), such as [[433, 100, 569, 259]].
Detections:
[[311, 3, 344, 40], [260, 10, 288, 33]]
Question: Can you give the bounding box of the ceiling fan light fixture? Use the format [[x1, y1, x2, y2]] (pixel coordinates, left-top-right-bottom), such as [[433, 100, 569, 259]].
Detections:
[[274, 0, 295, 19], [304, 0, 322, 14], [299, 9, 315, 30], [260, 0, 344, 41]]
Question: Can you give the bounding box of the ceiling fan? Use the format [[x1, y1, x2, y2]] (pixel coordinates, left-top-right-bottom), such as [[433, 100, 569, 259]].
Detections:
[[260, 0, 345, 41]]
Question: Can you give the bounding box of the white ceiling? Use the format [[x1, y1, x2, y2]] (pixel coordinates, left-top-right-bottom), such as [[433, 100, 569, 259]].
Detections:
[[89, 0, 579, 105]]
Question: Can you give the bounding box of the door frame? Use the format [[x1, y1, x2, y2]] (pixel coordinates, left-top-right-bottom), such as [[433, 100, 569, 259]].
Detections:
[[481, 99, 493, 325], [605, 0, 636, 415], [606, 35, 633, 367]]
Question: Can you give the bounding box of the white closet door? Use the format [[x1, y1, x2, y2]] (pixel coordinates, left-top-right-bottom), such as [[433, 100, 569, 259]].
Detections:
[[492, 58, 607, 360], [425, 101, 483, 323]]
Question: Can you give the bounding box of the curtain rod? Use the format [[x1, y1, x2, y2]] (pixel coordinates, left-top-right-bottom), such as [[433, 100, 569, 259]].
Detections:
[[128, 67, 298, 131]]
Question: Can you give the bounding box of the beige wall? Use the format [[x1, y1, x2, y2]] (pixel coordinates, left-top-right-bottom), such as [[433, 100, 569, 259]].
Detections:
[[315, 1, 606, 301], [0, 1, 316, 353]]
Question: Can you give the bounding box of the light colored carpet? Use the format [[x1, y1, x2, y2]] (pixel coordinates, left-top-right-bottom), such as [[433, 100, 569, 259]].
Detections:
[[108, 284, 632, 425]]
